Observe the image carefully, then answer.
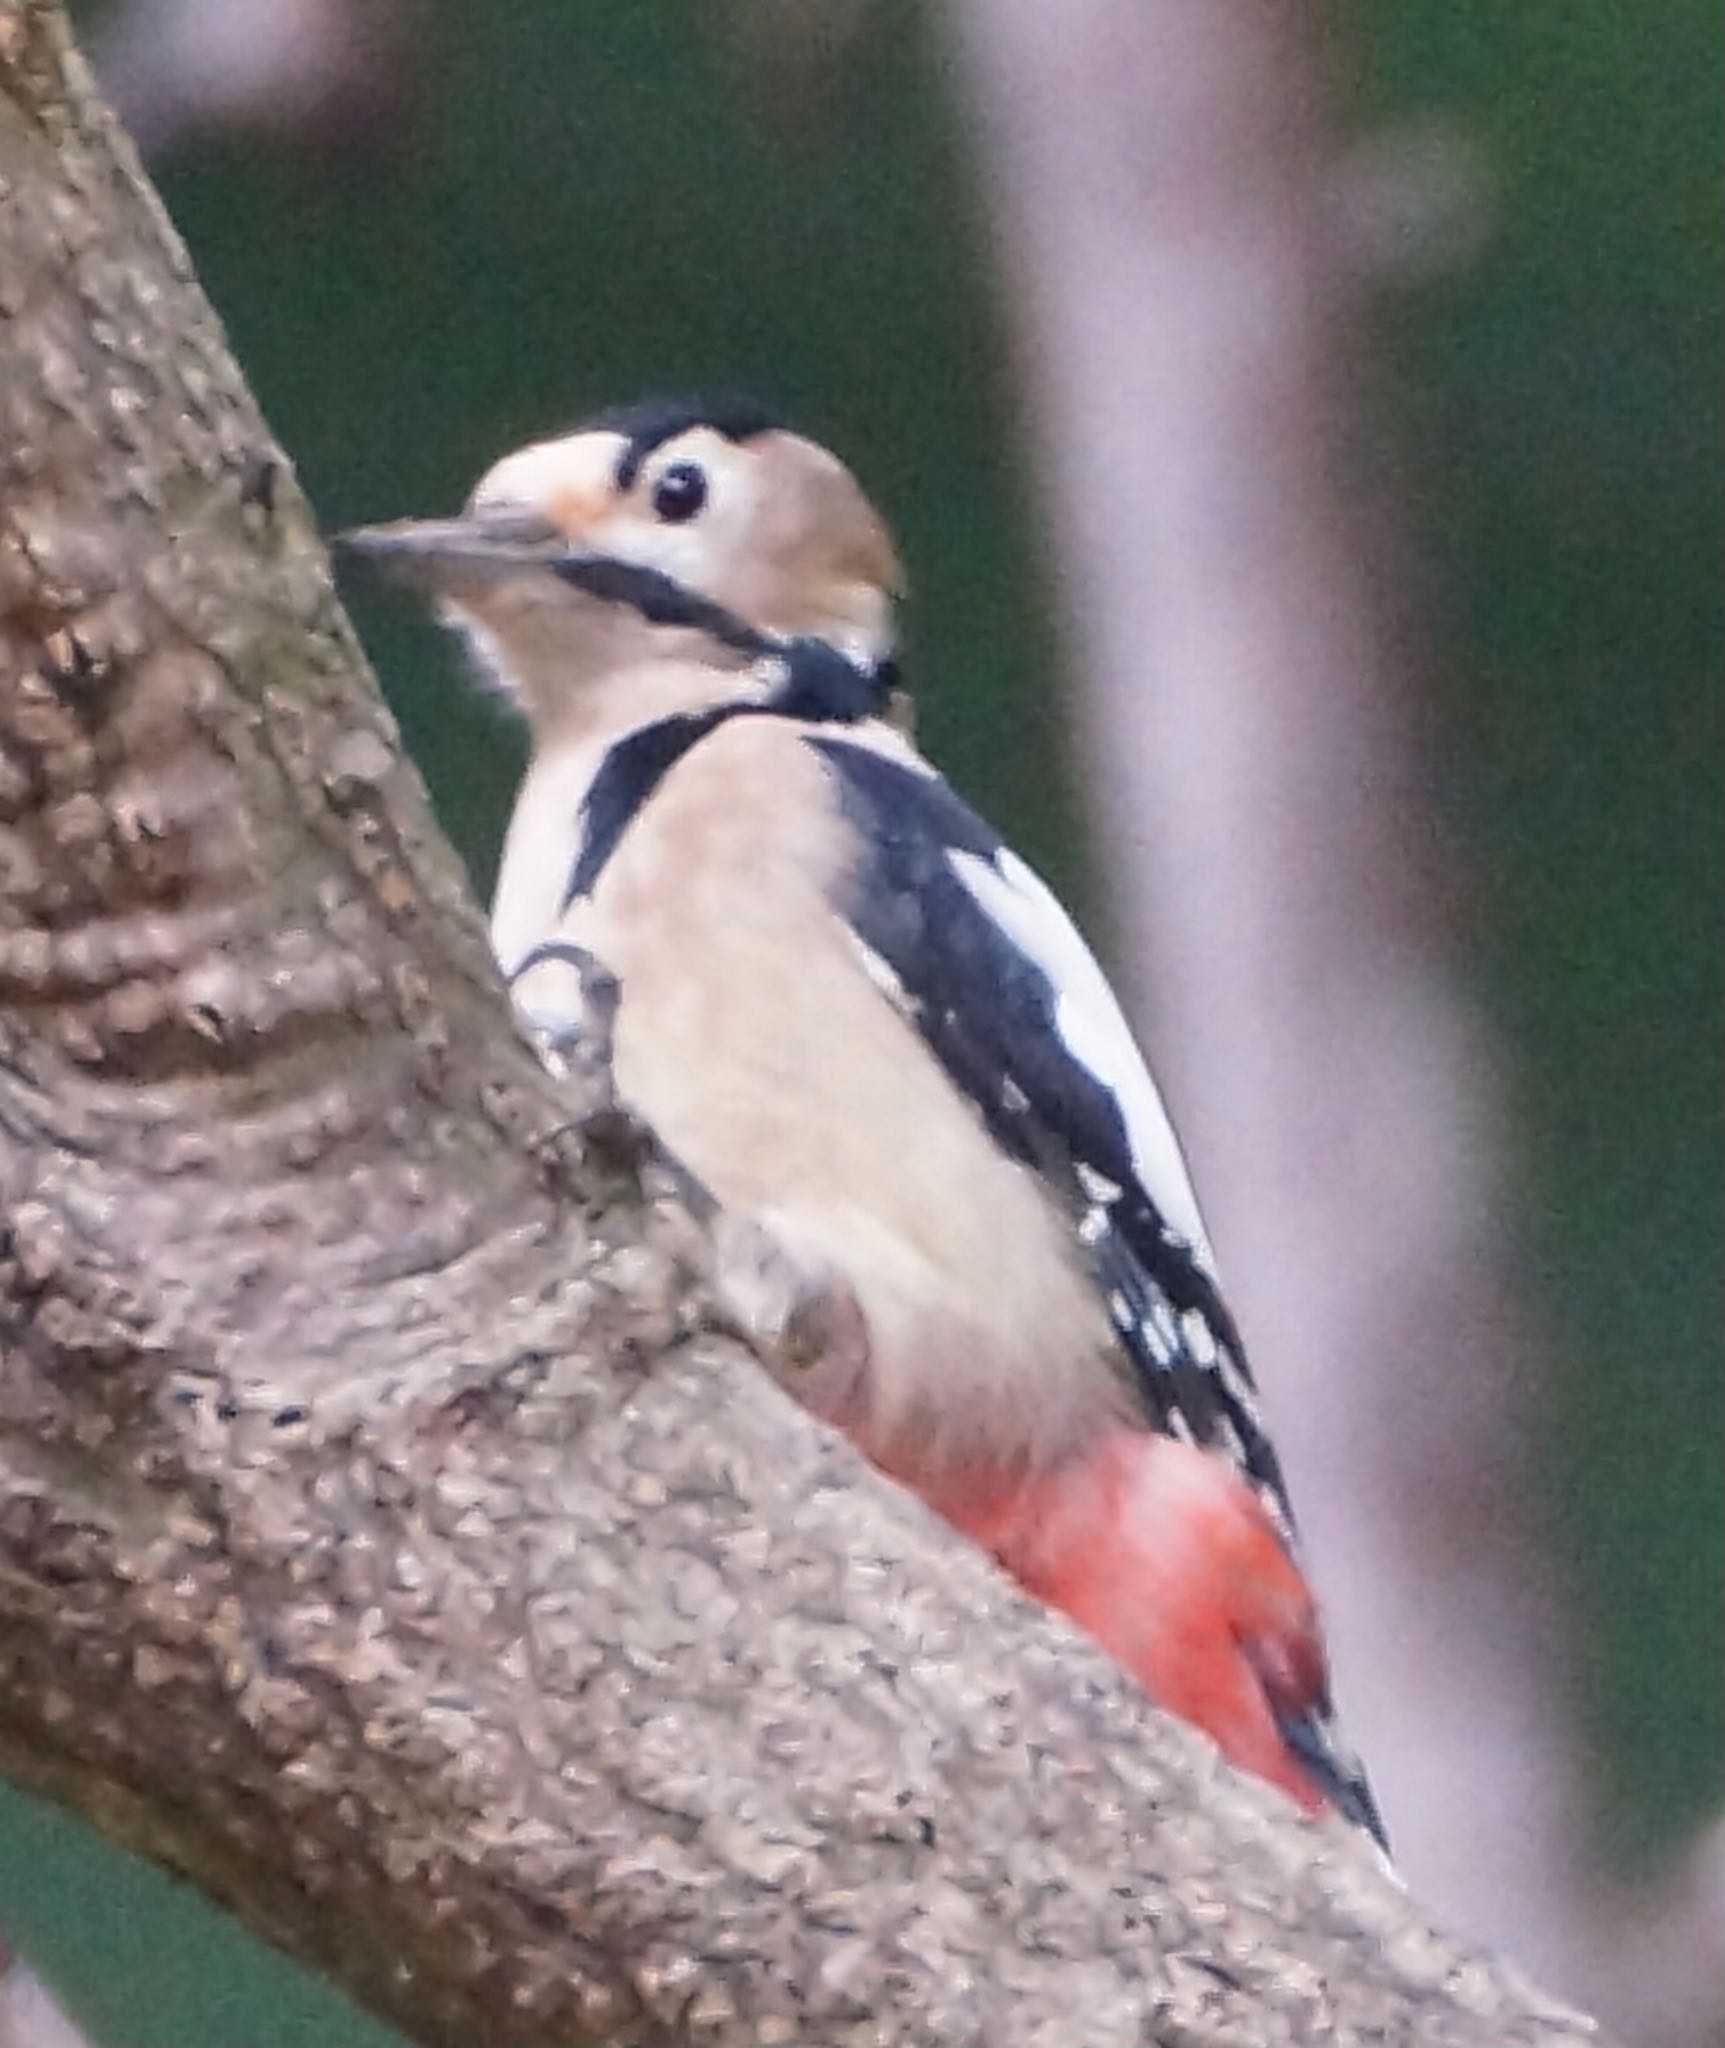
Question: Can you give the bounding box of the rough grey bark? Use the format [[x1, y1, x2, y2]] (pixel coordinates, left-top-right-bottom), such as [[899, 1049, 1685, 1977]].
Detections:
[[0, 5, 1607, 2044]]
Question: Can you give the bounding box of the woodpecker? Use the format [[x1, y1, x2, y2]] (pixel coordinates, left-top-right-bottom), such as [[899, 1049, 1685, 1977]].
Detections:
[[343, 396, 1386, 1847]]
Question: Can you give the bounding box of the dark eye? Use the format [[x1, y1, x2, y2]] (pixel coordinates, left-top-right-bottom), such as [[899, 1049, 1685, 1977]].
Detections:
[[651, 461, 708, 523]]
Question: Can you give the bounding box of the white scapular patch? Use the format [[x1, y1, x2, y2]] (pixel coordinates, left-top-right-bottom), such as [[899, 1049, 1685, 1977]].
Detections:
[[946, 844, 1215, 1265]]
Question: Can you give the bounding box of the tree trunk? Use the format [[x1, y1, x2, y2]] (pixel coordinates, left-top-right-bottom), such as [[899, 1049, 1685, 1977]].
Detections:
[[0, 4, 1604, 2043]]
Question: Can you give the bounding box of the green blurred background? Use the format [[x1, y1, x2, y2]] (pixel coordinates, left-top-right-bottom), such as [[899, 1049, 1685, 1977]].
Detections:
[[2, 3, 1716, 2042]]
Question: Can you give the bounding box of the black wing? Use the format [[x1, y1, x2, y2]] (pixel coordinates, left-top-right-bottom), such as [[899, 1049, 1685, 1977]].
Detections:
[[808, 735, 1389, 1848], [806, 735, 1291, 1518]]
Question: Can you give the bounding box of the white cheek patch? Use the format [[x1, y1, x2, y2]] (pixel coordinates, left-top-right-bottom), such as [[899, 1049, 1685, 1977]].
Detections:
[[946, 845, 1214, 1265]]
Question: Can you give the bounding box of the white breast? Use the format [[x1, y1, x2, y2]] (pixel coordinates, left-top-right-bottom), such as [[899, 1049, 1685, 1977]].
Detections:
[[489, 742, 610, 978]]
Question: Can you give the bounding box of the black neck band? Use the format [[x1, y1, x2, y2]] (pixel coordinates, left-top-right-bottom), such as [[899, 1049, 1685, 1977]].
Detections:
[[551, 555, 771, 662], [562, 652, 897, 910], [548, 553, 897, 906], [550, 552, 894, 722]]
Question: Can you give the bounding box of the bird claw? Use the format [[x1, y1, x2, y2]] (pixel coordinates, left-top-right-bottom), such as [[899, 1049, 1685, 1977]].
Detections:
[[509, 937, 621, 1088]]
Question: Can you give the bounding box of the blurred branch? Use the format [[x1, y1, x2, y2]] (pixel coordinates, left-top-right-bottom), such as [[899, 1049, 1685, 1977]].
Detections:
[[0, 1931, 98, 2048], [1328, 117, 1493, 285], [0, 2, 1613, 2043], [947, 4, 1716, 2046], [88, 0, 420, 159], [1589, 1805, 1725, 2048]]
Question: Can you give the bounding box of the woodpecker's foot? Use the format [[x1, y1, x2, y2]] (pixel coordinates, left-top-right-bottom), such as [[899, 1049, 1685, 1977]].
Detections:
[[506, 940, 691, 1199], [508, 938, 621, 1091]]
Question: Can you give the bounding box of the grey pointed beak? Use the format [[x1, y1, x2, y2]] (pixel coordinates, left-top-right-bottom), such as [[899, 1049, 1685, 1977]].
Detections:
[[335, 507, 567, 592]]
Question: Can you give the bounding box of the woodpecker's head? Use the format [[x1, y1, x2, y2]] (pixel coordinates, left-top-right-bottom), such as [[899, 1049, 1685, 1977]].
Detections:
[[342, 398, 902, 737]]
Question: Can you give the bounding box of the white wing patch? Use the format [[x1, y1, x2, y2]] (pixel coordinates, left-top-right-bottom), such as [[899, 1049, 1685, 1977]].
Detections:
[[946, 845, 1216, 1267]]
